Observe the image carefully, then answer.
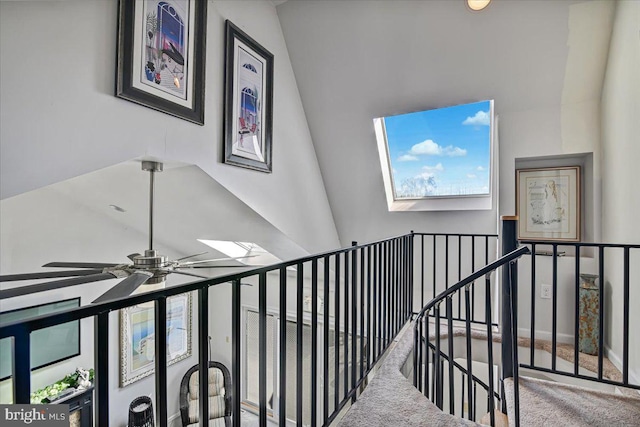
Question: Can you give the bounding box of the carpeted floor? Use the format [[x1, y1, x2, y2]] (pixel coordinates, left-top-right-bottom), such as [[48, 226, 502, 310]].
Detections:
[[503, 376, 640, 427], [338, 321, 638, 427]]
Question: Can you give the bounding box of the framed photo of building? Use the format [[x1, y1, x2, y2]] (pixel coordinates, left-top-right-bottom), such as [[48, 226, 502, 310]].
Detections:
[[119, 293, 192, 386], [116, 0, 207, 125], [516, 166, 581, 242], [224, 20, 274, 172]]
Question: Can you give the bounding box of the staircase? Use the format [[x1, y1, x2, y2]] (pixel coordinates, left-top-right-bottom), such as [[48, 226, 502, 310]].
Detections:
[[503, 376, 640, 427]]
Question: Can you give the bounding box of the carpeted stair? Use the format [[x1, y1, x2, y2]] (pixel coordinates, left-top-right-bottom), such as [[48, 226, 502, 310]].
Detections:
[[503, 376, 640, 427]]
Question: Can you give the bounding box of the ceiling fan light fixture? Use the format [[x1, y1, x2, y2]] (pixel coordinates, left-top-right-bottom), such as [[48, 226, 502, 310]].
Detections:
[[467, 0, 491, 11]]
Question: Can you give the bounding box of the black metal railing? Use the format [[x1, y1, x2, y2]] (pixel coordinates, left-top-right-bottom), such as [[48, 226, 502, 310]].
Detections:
[[518, 239, 640, 391], [413, 242, 529, 426], [0, 233, 414, 427], [413, 233, 499, 324]]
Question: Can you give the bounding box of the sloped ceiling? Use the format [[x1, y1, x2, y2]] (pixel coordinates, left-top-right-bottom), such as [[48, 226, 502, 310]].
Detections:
[[0, 160, 308, 307], [277, 0, 614, 243]]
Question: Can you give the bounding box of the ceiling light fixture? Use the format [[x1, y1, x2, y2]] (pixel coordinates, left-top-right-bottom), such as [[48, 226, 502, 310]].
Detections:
[[467, 0, 491, 11]]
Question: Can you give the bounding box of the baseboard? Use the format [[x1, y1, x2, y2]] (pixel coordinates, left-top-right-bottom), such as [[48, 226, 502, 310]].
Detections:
[[517, 328, 574, 344], [604, 344, 640, 386]]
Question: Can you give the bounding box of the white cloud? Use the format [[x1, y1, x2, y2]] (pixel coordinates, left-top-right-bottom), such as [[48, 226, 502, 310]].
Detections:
[[409, 140, 467, 157], [477, 166, 485, 171], [409, 139, 441, 155], [397, 154, 419, 162], [463, 110, 490, 126], [422, 163, 444, 172], [467, 174, 477, 179]]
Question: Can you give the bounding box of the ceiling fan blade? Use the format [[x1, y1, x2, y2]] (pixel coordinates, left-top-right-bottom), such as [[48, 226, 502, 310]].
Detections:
[[43, 262, 119, 269], [174, 251, 208, 262], [169, 270, 211, 279], [92, 271, 153, 304], [0, 272, 117, 300], [181, 265, 254, 269], [177, 255, 259, 266], [127, 253, 142, 261], [0, 269, 103, 282]]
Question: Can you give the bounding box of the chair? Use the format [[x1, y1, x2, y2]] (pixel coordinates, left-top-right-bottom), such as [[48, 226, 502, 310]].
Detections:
[[179, 361, 232, 427]]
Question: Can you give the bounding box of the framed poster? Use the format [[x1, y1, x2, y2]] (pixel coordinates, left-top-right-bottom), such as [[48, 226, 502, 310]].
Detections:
[[116, 0, 207, 125], [516, 166, 581, 242], [119, 293, 192, 386], [224, 20, 274, 173]]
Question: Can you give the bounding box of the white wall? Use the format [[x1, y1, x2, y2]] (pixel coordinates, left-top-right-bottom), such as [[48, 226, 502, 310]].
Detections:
[[600, 0, 640, 383], [0, 0, 340, 255]]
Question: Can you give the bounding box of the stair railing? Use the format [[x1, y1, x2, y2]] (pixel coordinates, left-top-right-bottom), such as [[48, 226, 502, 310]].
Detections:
[[413, 239, 529, 426]]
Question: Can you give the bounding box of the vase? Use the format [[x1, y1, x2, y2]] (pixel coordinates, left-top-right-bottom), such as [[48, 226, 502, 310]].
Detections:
[[578, 273, 599, 355]]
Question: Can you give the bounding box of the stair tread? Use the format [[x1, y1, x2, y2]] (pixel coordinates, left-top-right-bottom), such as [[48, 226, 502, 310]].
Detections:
[[503, 376, 640, 427]]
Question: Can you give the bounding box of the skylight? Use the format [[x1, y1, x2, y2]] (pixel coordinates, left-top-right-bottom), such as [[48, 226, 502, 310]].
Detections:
[[374, 100, 494, 211], [197, 239, 282, 266]]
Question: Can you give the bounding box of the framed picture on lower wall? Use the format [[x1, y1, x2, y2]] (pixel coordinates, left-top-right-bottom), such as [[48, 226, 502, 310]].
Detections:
[[516, 166, 581, 242], [223, 20, 274, 172], [119, 293, 192, 386]]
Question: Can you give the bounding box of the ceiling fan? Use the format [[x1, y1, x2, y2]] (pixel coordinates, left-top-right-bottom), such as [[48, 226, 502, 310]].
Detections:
[[0, 161, 253, 304]]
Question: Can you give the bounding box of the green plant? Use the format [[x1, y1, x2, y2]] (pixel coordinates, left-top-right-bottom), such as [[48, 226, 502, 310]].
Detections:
[[30, 368, 94, 404]]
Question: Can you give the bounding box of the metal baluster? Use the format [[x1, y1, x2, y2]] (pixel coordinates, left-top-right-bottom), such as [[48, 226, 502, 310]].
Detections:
[[279, 270, 287, 427], [598, 247, 605, 380], [424, 311, 430, 400], [334, 254, 340, 406], [458, 235, 462, 317], [95, 312, 108, 426], [311, 260, 318, 427], [344, 251, 350, 399], [465, 285, 474, 421], [623, 247, 630, 384], [485, 275, 496, 427], [296, 265, 304, 427], [435, 303, 443, 409], [446, 296, 455, 414], [421, 234, 425, 309], [351, 245, 357, 402], [155, 297, 168, 427], [509, 262, 521, 427], [201, 288, 213, 426], [552, 244, 558, 371], [367, 246, 372, 371], [260, 273, 268, 427], [471, 236, 476, 321], [375, 244, 380, 360], [360, 247, 365, 381], [574, 246, 580, 376], [323, 258, 330, 425], [433, 236, 437, 303], [530, 243, 536, 367], [233, 281, 242, 427]]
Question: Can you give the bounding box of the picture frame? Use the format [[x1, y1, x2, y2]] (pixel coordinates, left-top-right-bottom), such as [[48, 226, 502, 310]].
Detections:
[[516, 166, 581, 242], [119, 293, 192, 386], [224, 20, 274, 173], [116, 0, 207, 125]]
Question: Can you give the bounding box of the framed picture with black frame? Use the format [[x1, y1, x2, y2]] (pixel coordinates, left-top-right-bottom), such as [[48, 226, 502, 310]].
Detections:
[[116, 0, 207, 125], [224, 20, 274, 173]]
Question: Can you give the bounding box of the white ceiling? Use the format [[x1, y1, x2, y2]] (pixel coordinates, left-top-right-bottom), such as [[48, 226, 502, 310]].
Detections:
[[276, 0, 614, 242]]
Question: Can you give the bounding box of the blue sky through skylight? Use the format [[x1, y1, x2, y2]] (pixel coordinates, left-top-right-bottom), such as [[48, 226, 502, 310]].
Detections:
[[384, 100, 492, 198]]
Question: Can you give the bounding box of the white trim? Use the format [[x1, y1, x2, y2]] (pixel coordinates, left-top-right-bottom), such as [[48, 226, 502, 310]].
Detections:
[[605, 344, 640, 386], [373, 101, 495, 212]]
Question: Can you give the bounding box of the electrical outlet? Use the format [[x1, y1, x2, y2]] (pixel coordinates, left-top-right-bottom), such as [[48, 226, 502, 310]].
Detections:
[[541, 284, 551, 299]]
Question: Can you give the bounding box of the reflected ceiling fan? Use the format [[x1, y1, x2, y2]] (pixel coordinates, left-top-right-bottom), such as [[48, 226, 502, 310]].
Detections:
[[0, 161, 253, 304]]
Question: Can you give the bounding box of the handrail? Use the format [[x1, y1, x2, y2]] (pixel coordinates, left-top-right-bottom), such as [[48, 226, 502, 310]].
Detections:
[[415, 245, 530, 320], [0, 232, 412, 338]]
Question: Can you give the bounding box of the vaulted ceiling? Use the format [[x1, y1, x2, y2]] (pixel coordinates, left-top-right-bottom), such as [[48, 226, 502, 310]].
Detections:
[[276, 0, 614, 242]]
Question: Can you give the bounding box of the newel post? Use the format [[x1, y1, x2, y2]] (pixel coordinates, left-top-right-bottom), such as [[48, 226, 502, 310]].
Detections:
[[500, 216, 518, 411]]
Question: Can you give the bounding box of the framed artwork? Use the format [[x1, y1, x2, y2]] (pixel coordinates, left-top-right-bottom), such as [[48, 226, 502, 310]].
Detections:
[[516, 166, 581, 242], [120, 293, 192, 386], [224, 20, 274, 173], [116, 0, 207, 125]]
